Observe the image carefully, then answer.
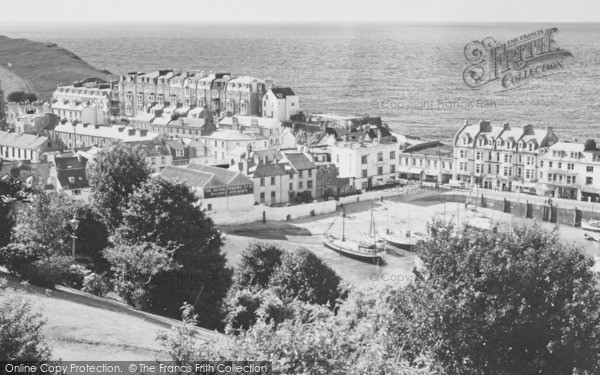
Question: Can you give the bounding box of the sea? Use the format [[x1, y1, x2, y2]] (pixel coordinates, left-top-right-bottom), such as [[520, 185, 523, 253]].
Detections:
[[0, 21, 599, 142]]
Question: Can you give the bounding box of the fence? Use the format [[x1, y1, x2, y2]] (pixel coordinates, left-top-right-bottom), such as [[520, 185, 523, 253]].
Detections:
[[208, 199, 337, 225]]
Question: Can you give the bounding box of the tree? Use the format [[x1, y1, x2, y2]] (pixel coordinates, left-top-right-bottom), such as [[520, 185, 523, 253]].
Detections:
[[0, 175, 31, 247], [7, 91, 37, 103], [405, 220, 600, 375], [233, 242, 283, 290], [290, 111, 306, 123], [269, 247, 342, 307], [222, 288, 287, 333], [112, 177, 231, 328], [0, 286, 52, 361], [104, 241, 180, 309], [86, 142, 150, 230], [159, 297, 427, 375]]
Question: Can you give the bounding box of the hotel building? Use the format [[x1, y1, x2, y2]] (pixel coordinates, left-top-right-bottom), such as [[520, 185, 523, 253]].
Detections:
[[452, 120, 558, 192]]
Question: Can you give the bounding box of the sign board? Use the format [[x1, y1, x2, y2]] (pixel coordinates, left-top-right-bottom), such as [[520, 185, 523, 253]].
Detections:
[[204, 184, 253, 198]]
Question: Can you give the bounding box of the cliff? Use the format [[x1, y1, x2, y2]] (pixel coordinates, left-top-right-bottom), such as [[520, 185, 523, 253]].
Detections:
[[0, 35, 116, 101]]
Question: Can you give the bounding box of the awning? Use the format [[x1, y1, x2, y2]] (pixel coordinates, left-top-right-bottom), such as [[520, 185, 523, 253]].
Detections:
[[513, 181, 536, 188], [408, 167, 423, 174], [397, 166, 410, 173], [425, 171, 438, 176], [536, 183, 555, 191]]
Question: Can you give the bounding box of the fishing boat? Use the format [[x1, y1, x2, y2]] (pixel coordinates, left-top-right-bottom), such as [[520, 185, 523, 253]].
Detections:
[[584, 232, 600, 242], [323, 207, 385, 263], [378, 227, 424, 250], [582, 219, 600, 232]]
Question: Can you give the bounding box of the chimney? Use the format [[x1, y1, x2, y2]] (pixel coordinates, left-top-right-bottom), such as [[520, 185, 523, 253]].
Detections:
[[377, 128, 382, 143], [232, 117, 238, 130], [242, 157, 249, 175], [140, 129, 148, 137], [503, 122, 510, 130], [94, 124, 100, 129], [128, 129, 135, 136], [83, 123, 88, 128], [118, 127, 124, 132]]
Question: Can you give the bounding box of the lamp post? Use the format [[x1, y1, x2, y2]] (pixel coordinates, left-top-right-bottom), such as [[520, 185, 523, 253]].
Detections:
[[69, 215, 80, 259]]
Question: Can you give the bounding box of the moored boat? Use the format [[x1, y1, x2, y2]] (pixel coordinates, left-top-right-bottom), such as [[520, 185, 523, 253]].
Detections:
[[378, 227, 424, 250], [582, 219, 600, 232], [323, 233, 385, 262]]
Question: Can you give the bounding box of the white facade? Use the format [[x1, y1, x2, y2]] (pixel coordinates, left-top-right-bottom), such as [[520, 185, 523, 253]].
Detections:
[[330, 139, 398, 190], [51, 84, 112, 124], [262, 88, 299, 121]]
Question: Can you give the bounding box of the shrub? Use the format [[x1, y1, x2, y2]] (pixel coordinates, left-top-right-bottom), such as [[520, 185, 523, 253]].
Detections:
[[269, 247, 343, 307], [234, 242, 283, 290], [82, 272, 112, 297], [0, 287, 52, 361], [223, 288, 288, 334], [19, 255, 84, 289]]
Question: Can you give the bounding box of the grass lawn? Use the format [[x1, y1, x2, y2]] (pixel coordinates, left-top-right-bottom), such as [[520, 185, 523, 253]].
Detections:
[[0, 273, 223, 360]]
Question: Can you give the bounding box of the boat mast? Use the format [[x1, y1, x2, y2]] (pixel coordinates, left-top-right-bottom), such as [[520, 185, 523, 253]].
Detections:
[[342, 206, 346, 241]]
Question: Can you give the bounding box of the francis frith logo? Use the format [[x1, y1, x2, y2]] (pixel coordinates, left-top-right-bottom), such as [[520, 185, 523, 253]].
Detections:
[[463, 27, 573, 90]]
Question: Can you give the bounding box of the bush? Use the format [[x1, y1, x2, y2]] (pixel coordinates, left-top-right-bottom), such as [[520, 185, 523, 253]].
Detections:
[[0, 287, 52, 361], [223, 288, 288, 334], [269, 247, 343, 307], [82, 272, 112, 297], [233, 242, 283, 290], [19, 255, 85, 289]]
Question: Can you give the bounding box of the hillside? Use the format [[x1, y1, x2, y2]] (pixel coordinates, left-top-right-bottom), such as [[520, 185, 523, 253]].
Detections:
[[0, 35, 116, 101], [1, 272, 224, 360]]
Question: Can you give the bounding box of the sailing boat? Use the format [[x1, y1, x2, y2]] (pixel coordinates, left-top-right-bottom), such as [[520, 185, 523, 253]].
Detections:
[[378, 206, 424, 250], [582, 202, 600, 232], [323, 207, 386, 262]]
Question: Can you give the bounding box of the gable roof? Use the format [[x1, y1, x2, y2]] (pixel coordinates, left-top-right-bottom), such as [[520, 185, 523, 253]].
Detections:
[[160, 166, 213, 188], [55, 156, 84, 170], [186, 163, 252, 187], [57, 168, 89, 190], [253, 163, 288, 178], [0, 131, 49, 150], [270, 87, 296, 99], [284, 153, 315, 171]]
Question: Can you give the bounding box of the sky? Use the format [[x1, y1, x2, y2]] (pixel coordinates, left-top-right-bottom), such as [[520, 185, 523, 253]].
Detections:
[[1, 0, 599, 23]]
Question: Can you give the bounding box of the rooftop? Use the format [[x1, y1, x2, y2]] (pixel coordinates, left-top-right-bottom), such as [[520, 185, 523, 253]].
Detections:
[[269, 87, 296, 99], [284, 153, 315, 171], [0, 131, 49, 150], [53, 123, 159, 142]]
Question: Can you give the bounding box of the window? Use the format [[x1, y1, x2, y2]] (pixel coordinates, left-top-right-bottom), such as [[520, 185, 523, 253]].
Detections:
[[390, 165, 395, 173], [271, 176, 276, 185], [377, 152, 383, 162], [308, 169, 312, 177], [587, 166, 594, 173], [307, 180, 313, 189], [587, 177, 594, 185], [299, 181, 304, 189], [151, 157, 156, 165], [260, 192, 265, 203], [289, 183, 293, 190], [271, 191, 276, 200], [390, 151, 395, 160], [299, 170, 303, 178], [378, 166, 383, 175], [260, 178, 265, 187], [361, 155, 368, 164], [207, 204, 212, 211], [362, 169, 368, 178]]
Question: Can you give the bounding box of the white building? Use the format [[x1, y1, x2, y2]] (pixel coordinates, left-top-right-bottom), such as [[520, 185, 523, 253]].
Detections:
[[51, 80, 113, 124], [160, 163, 254, 212], [0, 131, 55, 163], [262, 88, 299, 121], [452, 120, 558, 192], [49, 122, 159, 149], [330, 128, 398, 190], [218, 116, 295, 148]]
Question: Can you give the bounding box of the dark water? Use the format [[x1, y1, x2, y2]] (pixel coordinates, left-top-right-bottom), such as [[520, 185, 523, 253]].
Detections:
[[1, 22, 599, 142]]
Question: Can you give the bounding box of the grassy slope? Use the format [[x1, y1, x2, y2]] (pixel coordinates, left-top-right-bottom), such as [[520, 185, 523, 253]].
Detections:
[[1, 274, 224, 360], [0, 35, 116, 101]]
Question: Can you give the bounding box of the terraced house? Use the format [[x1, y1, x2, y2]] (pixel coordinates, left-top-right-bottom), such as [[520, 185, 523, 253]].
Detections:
[[452, 120, 558, 192], [119, 70, 273, 118]]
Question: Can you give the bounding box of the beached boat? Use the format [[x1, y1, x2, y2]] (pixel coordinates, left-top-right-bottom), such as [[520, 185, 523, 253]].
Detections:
[[584, 232, 600, 242], [378, 227, 424, 250], [323, 207, 386, 263], [582, 219, 600, 232]]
